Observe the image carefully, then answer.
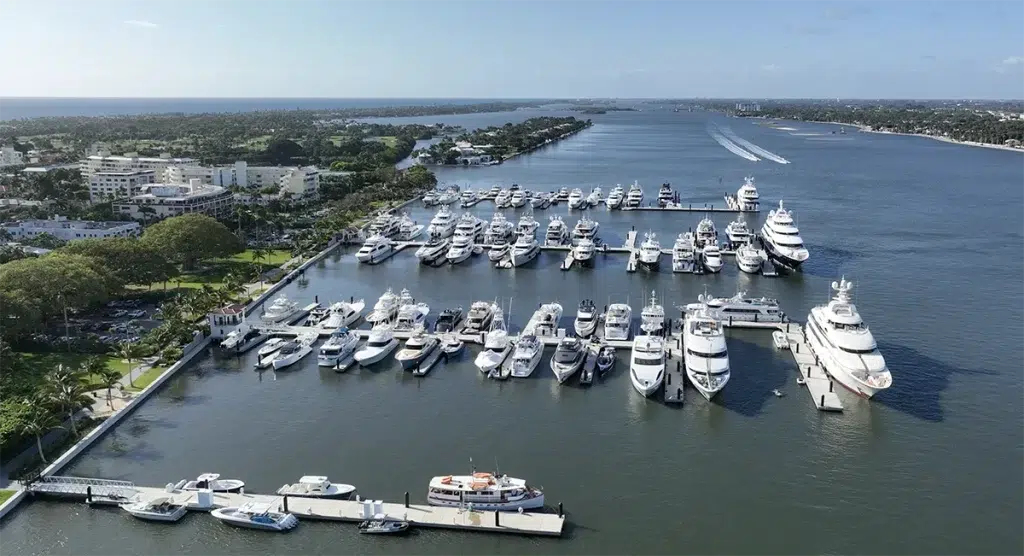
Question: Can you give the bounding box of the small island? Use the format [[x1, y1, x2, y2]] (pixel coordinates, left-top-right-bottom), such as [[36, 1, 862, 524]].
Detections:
[[414, 116, 592, 166]]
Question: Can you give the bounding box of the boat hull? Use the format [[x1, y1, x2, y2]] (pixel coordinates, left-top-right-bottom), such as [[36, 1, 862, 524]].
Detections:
[[355, 341, 398, 366], [804, 324, 889, 398], [427, 495, 545, 512], [510, 246, 540, 267], [630, 367, 663, 397], [272, 346, 313, 370], [551, 357, 584, 383], [685, 368, 729, 400]]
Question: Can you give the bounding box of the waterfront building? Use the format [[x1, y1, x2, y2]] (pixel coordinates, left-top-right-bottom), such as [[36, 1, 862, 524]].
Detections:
[[112, 179, 234, 220], [80, 154, 197, 177], [88, 170, 157, 202], [163, 161, 320, 200], [0, 146, 25, 167], [2, 215, 141, 241]]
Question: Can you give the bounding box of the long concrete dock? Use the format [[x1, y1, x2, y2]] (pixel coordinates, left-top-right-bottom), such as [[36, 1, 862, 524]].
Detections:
[[622, 204, 747, 213], [782, 326, 843, 412], [663, 334, 685, 404], [31, 479, 565, 536]]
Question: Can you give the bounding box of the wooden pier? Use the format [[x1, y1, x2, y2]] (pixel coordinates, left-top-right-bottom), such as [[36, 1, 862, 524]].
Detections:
[[782, 326, 843, 412]]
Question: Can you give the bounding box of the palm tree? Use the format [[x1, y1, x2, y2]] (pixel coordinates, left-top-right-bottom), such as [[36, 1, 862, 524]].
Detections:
[[80, 356, 108, 385], [96, 368, 123, 409], [117, 341, 144, 388], [17, 398, 59, 464], [45, 365, 92, 438]]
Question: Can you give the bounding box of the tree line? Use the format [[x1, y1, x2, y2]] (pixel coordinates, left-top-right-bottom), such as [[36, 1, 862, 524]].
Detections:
[[420, 117, 591, 163]]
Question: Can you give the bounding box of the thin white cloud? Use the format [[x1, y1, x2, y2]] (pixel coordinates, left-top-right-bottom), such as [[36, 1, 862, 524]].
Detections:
[[124, 20, 158, 28], [760, 64, 780, 72], [994, 56, 1023, 73]]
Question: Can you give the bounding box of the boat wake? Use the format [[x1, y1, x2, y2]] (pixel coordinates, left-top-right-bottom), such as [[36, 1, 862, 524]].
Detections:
[[706, 124, 760, 162], [717, 125, 791, 164]]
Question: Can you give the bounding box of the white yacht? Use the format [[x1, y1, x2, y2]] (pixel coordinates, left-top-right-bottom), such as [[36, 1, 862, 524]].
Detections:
[[510, 189, 527, 208], [603, 303, 632, 341], [446, 232, 476, 264], [422, 190, 439, 207], [261, 296, 300, 324], [525, 302, 563, 337], [550, 336, 586, 383], [485, 184, 501, 199], [571, 215, 599, 243], [277, 476, 356, 499], [415, 234, 451, 265], [567, 188, 586, 209], [515, 210, 539, 237], [121, 497, 187, 522], [805, 278, 892, 398], [271, 332, 317, 370], [736, 176, 760, 211], [488, 240, 511, 262], [761, 200, 810, 269], [694, 217, 717, 248], [657, 183, 674, 207], [630, 333, 665, 397], [367, 212, 402, 238], [640, 290, 665, 334], [509, 232, 540, 267], [555, 187, 570, 202], [689, 290, 786, 324], [684, 297, 731, 400], [545, 215, 570, 246], [320, 300, 365, 329], [724, 216, 752, 246], [571, 237, 596, 265], [672, 232, 696, 273], [462, 301, 496, 334], [574, 299, 598, 337], [182, 473, 245, 493], [256, 338, 287, 361], [735, 241, 763, 274], [454, 213, 484, 239], [355, 234, 394, 264], [354, 324, 399, 365], [437, 187, 460, 205], [474, 307, 511, 372], [427, 471, 544, 511], [397, 213, 424, 240], [530, 192, 552, 209], [638, 232, 662, 269], [702, 240, 724, 273], [317, 328, 360, 367], [625, 181, 644, 208], [494, 189, 512, 208], [427, 205, 458, 238], [211, 502, 298, 532], [507, 333, 543, 378], [460, 188, 480, 208], [395, 327, 440, 371], [484, 213, 514, 244], [366, 288, 400, 325], [220, 323, 266, 354], [394, 294, 430, 331], [586, 187, 602, 207], [606, 185, 624, 209]]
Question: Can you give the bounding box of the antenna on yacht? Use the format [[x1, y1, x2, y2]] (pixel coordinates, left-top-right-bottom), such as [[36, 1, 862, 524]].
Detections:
[[470, 457, 475, 474], [494, 456, 500, 477]]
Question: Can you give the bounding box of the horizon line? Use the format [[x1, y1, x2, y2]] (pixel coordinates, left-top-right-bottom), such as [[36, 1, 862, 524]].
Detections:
[[2, 96, 1022, 102]]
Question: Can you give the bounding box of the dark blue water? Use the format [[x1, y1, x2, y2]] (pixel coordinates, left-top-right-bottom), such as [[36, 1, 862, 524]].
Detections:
[[1, 110, 1021, 555]]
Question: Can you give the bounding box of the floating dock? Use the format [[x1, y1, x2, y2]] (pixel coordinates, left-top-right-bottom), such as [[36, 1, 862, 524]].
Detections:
[[781, 326, 843, 412], [663, 335, 685, 404], [29, 478, 565, 537], [622, 203, 747, 213]]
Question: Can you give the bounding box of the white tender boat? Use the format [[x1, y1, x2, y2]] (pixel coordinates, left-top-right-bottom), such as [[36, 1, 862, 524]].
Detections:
[[735, 241, 763, 274], [567, 188, 586, 209], [446, 232, 476, 264], [684, 296, 731, 400], [277, 476, 356, 499], [397, 213, 424, 240], [638, 232, 662, 269], [474, 307, 511, 372], [427, 471, 544, 511], [507, 333, 543, 378], [355, 234, 393, 264], [354, 324, 399, 366], [525, 302, 563, 337], [121, 497, 187, 522], [625, 181, 644, 208], [672, 232, 696, 273], [395, 327, 440, 371], [574, 299, 598, 337], [640, 290, 665, 334], [545, 215, 569, 246], [211, 502, 298, 532], [761, 200, 810, 269], [702, 240, 724, 273], [415, 234, 451, 265], [630, 333, 665, 397], [571, 215, 599, 243], [182, 473, 245, 493], [320, 300, 365, 329], [603, 303, 632, 341], [509, 233, 540, 267], [261, 296, 300, 324], [366, 288, 400, 324], [317, 328, 360, 367], [427, 205, 457, 238], [550, 336, 586, 383]]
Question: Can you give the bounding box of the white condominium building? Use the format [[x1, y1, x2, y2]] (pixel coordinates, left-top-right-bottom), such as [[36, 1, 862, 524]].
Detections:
[[88, 170, 157, 202], [80, 154, 197, 178], [2, 215, 141, 241], [112, 179, 234, 220]]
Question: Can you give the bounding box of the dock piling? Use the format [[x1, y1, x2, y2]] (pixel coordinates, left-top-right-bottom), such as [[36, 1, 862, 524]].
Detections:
[[558, 502, 564, 517], [820, 394, 825, 408], [495, 510, 500, 526], [283, 494, 289, 512], [86, 486, 92, 503], [405, 492, 409, 507]]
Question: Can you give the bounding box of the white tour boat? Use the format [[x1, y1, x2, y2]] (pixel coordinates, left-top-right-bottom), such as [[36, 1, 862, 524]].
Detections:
[[427, 471, 544, 511], [355, 234, 394, 264], [761, 200, 810, 269], [211, 502, 298, 532], [277, 476, 356, 499]]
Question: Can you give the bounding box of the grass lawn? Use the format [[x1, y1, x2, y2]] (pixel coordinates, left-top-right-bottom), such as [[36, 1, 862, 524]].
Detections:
[[8, 353, 139, 393], [125, 366, 168, 392], [223, 249, 293, 267], [0, 490, 15, 505], [129, 249, 292, 292]]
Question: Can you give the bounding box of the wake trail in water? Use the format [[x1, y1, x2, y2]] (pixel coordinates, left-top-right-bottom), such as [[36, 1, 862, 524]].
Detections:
[[718, 125, 791, 164], [706, 125, 760, 162]]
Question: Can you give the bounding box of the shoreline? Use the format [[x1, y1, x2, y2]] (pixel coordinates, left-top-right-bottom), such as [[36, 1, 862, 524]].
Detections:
[[802, 120, 1024, 154]]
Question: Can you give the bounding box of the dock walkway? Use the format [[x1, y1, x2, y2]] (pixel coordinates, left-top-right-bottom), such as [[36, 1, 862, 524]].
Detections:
[[784, 327, 843, 411], [663, 334, 685, 403]]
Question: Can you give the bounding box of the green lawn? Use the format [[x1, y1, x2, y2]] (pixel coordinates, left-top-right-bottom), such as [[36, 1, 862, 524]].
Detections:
[[0, 490, 15, 505], [223, 249, 293, 267], [125, 366, 168, 392], [7, 353, 137, 394], [130, 250, 292, 292]]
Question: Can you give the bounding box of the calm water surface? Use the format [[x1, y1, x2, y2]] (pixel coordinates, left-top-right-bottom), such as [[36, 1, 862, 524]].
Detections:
[[2, 111, 1022, 555]]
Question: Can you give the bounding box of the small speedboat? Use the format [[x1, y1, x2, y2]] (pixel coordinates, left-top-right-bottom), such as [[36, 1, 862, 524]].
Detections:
[[434, 308, 464, 333], [358, 514, 410, 535], [211, 502, 298, 532], [796, 376, 806, 385], [182, 473, 245, 493], [773, 389, 785, 398], [395, 328, 440, 371], [440, 332, 465, 356], [121, 497, 187, 522], [256, 338, 287, 360], [772, 330, 790, 350], [276, 476, 356, 499], [596, 345, 616, 374]]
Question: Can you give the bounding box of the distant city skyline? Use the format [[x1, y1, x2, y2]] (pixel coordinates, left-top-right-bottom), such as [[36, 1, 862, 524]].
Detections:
[[1, 0, 1022, 100]]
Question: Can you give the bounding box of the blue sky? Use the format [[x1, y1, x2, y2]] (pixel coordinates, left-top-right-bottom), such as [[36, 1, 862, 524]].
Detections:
[[2, 0, 1022, 99]]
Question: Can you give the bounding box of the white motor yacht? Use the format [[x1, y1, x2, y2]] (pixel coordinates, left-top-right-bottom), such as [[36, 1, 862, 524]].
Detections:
[[586, 187, 602, 207], [488, 239, 511, 262], [761, 200, 810, 269], [367, 212, 402, 238], [356, 234, 394, 264], [509, 232, 540, 267], [427, 205, 457, 238], [494, 189, 512, 208], [462, 301, 496, 334], [460, 188, 480, 208], [454, 213, 484, 239], [735, 176, 760, 211], [485, 184, 502, 199], [735, 241, 763, 274], [638, 232, 662, 269], [630, 333, 666, 397], [437, 187, 459, 205], [657, 183, 674, 207], [354, 324, 399, 366], [474, 307, 511, 372], [545, 216, 569, 246], [805, 278, 892, 398], [525, 302, 563, 337], [510, 189, 527, 208], [625, 181, 644, 208], [256, 337, 287, 361], [702, 240, 724, 273], [688, 290, 786, 324], [320, 300, 365, 330], [550, 336, 586, 383], [567, 188, 586, 209], [397, 213, 424, 240], [446, 232, 476, 264], [271, 332, 317, 370], [394, 297, 430, 331], [606, 185, 624, 209], [672, 232, 696, 272], [427, 471, 544, 511], [725, 216, 752, 246], [571, 215, 599, 243], [484, 213, 514, 244], [571, 238, 596, 265], [182, 473, 245, 492], [220, 323, 266, 354], [415, 234, 451, 265], [694, 217, 717, 248], [640, 290, 665, 334], [530, 192, 552, 209], [277, 476, 356, 499], [574, 299, 598, 337], [422, 190, 439, 207], [261, 296, 300, 324], [507, 333, 543, 378], [211, 502, 298, 532], [684, 297, 731, 400], [603, 303, 632, 341], [395, 327, 440, 371], [366, 288, 400, 325], [121, 497, 187, 522], [515, 210, 539, 237], [317, 328, 360, 367]]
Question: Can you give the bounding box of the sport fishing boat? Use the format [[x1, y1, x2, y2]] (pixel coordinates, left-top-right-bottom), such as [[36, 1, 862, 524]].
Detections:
[[630, 333, 665, 396], [509, 232, 540, 267], [574, 299, 598, 337], [657, 183, 674, 207], [605, 185, 624, 209], [571, 215, 599, 243], [567, 188, 586, 209], [317, 328, 360, 367], [571, 237, 596, 265], [724, 216, 752, 246], [694, 217, 717, 248], [121, 497, 187, 522], [672, 232, 696, 273], [805, 278, 892, 398], [433, 307, 463, 333], [735, 241, 763, 274], [603, 302, 632, 341], [395, 327, 440, 371], [397, 213, 424, 240], [684, 295, 731, 400], [702, 240, 724, 273], [625, 181, 644, 208], [474, 306, 511, 373], [277, 476, 356, 499], [454, 213, 484, 239], [211, 502, 298, 532], [366, 288, 400, 325], [427, 205, 458, 238], [525, 302, 563, 337], [354, 324, 399, 366], [638, 232, 662, 269], [585, 187, 603, 207], [550, 336, 586, 383], [261, 296, 300, 324], [415, 234, 451, 265], [506, 333, 543, 378], [494, 189, 512, 208], [446, 232, 476, 265], [640, 290, 665, 334], [462, 301, 496, 334], [545, 215, 569, 246], [182, 473, 245, 493], [355, 234, 394, 264], [427, 470, 544, 511], [760, 200, 810, 269]]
